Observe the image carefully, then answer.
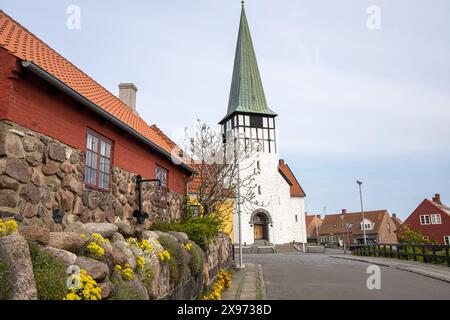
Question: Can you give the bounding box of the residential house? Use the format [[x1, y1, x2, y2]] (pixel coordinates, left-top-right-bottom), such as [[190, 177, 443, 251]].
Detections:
[[398, 194, 450, 245], [186, 165, 234, 240], [305, 214, 322, 243], [0, 10, 194, 232], [318, 209, 398, 245]]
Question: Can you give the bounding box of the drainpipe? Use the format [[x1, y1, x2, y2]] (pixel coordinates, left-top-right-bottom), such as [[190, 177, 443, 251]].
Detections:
[[133, 175, 160, 224]]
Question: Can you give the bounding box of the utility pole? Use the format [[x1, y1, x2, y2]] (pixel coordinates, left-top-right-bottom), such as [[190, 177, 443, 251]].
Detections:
[[357, 180, 367, 245]]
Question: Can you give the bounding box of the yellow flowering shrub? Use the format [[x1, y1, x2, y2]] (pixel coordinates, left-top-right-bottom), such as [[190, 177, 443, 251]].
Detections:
[[157, 249, 171, 262], [136, 256, 145, 269], [182, 242, 192, 251], [86, 242, 105, 259], [91, 233, 107, 244], [139, 239, 153, 253], [82, 233, 108, 260], [201, 269, 232, 300], [0, 219, 18, 238], [115, 264, 134, 281], [64, 269, 102, 300]]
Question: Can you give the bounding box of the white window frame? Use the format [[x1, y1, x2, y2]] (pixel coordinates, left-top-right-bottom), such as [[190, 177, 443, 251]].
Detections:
[[420, 215, 430, 225], [444, 236, 450, 245], [330, 235, 336, 242], [431, 214, 442, 225]]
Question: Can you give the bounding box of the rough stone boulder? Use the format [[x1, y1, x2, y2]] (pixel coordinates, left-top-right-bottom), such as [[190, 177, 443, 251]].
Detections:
[[109, 245, 129, 266], [115, 222, 134, 237], [142, 230, 159, 241], [74, 256, 109, 281], [43, 246, 77, 266], [19, 226, 50, 245], [66, 222, 118, 239], [48, 232, 86, 254], [98, 279, 114, 299], [0, 130, 25, 159], [154, 231, 178, 242], [167, 231, 189, 243], [0, 233, 38, 300]]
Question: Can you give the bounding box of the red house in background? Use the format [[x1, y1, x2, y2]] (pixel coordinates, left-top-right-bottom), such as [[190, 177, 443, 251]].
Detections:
[[0, 10, 194, 230], [399, 194, 450, 245]]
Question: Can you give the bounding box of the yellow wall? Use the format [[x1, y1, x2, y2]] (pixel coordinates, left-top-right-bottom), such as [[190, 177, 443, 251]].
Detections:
[[188, 196, 234, 240]]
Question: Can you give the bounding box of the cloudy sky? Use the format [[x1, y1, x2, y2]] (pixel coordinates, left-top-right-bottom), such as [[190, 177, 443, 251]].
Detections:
[[1, 0, 449, 219]]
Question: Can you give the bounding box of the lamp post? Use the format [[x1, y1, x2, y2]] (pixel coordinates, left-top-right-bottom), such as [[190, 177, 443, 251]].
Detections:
[[234, 132, 245, 269], [356, 180, 367, 245]]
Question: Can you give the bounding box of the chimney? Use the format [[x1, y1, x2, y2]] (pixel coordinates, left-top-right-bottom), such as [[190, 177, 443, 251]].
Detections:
[[432, 193, 442, 205], [392, 213, 397, 219], [118, 83, 139, 115], [341, 209, 347, 214]]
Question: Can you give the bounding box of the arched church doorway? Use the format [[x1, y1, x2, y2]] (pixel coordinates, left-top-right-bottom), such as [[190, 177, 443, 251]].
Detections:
[[253, 213, 268, 240], [250, 210, 272, 242]]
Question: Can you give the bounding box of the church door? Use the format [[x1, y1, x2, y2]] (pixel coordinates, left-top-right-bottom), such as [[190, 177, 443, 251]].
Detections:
[[254, 224, 264, 240]]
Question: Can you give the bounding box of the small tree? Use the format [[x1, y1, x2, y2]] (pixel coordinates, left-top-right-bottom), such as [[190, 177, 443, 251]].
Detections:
[[397, 224, 436, 244], [182, 120, 265, 219]]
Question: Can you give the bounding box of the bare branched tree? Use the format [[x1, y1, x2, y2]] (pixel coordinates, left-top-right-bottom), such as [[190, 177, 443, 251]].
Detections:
[[184, 119, 267, 218]]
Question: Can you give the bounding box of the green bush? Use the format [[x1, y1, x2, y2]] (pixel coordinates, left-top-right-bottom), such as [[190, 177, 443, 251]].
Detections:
[[189, 242, 205, 277], [152, 215, 222, 248], [110, 282, 145, 300], [142, 264, 154, 287], [28, 241, 68, 300], [158, 235, 186, 287]]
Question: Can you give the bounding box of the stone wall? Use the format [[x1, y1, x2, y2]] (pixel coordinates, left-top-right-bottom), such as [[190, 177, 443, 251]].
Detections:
[[0, 223, 233, 300], [0, 120, 184, 232]]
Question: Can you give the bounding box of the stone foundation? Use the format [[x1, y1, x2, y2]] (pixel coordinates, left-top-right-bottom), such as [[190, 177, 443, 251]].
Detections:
[[0, 120, 184, 232]]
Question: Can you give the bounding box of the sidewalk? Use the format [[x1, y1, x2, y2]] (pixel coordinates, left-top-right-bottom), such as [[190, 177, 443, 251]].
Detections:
[[330, 255, 450, 283], [222, 263, 267, 300]]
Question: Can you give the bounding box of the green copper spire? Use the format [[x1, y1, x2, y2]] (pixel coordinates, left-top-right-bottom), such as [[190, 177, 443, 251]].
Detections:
[[221, 4, 277, 123]]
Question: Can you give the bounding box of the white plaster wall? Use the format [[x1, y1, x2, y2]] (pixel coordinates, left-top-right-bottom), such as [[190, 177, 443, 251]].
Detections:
[[232, 149, 307, 245]]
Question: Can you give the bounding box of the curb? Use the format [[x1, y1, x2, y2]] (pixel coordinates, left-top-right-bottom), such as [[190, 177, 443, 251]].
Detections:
[[256, 264, 267, 300], [330, 255, 450, 284]]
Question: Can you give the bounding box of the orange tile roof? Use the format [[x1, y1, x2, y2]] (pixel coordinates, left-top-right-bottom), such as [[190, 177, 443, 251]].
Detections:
[[0, 10, 190, 169], [319, 210, 389, 235], [278, 160, 306, 197]]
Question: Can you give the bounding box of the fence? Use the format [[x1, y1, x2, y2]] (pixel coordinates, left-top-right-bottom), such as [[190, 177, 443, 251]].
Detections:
[[349, 243, 450, 267]]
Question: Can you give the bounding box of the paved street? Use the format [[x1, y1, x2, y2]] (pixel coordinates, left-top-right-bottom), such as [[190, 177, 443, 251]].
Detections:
[[244, 253, 450, 300]]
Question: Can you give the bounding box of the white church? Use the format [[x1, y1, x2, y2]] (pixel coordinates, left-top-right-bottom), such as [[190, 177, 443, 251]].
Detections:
[[220, 3, 307, 246]]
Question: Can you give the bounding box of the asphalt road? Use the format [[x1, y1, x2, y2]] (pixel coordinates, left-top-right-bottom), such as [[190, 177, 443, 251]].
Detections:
[[244, 253, 450, 300]]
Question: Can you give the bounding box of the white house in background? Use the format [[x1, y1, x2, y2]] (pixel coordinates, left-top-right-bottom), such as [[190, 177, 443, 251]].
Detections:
[[220, 4, 307, 245]]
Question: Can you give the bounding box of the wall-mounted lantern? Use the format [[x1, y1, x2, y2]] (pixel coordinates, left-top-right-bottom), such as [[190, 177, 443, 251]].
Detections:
[[133, 175, 161, 224]]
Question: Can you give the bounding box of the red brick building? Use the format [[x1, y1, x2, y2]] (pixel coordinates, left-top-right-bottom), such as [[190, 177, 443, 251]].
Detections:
[[398, 194, 450, 245], [0, 10, 194, 231], [305, 214, 322, 243], [318, 209, 398, 245]]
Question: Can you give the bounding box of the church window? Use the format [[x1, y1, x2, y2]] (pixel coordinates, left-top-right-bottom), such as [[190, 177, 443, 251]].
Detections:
[[295, 215, 298, 222], [257, 161, 260, 170], [250, 115, 263, 128], [239, 115, 244, 126], [258, 185, 262, 195], [263, 117, 268, 128], [244, 115, 250, 126], [268, 118, 274, 128], [85, 130, 112, 191]]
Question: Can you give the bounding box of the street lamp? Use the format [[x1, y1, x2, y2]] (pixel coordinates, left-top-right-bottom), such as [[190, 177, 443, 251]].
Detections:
[[233, 131, 246, 269], [356, 180, 367, 245]]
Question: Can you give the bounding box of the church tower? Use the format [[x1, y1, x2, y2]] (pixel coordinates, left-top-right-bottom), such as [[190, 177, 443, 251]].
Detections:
[[220, 3, 277, 155], [221, 2, 307, 247]]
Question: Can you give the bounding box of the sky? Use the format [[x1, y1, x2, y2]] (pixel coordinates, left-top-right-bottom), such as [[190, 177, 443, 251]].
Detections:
[[1, 0, 449, 220]]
